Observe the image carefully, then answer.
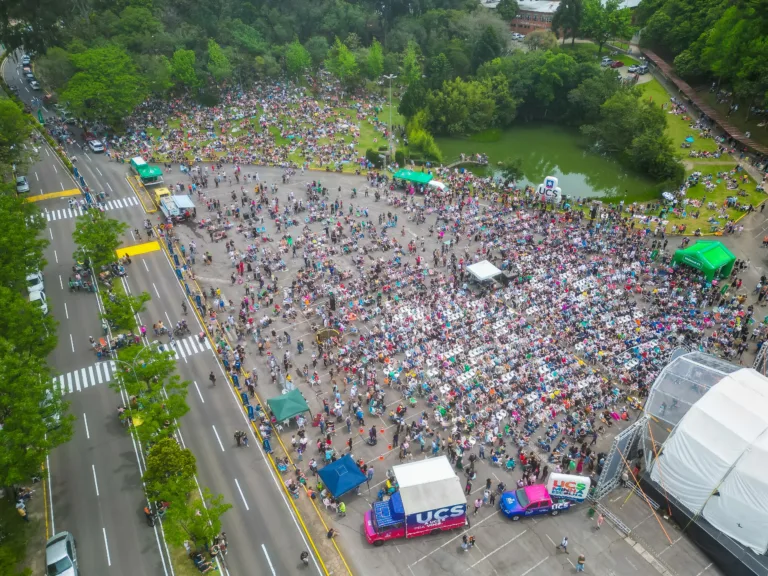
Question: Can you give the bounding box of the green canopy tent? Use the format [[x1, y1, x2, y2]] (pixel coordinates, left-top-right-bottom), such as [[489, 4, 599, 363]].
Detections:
[[266, 389, 311, 422], [672, 241, 736, 282], [392, 169, 433, 186]]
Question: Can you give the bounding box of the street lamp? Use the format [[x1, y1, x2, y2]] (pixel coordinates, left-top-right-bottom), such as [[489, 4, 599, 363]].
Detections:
[[382, 74, 397, 162]]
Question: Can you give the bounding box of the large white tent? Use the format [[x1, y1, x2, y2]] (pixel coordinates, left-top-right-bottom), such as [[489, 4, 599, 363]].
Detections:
[[649, 367, 768, 554], [466, 260, 502, 282]]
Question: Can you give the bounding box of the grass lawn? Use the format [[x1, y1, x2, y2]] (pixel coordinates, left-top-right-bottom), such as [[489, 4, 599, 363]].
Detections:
[[698, 89, 768, 150], [613, 53, 640, 66], [611, 40, 631, 51], [639, 79, 720, 155], [1, 493, 40, 575]]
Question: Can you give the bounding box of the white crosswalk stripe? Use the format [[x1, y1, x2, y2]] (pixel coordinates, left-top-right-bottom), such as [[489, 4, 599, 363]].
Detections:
[[40, 196, 140, 223], [54, 336, 212, 395]]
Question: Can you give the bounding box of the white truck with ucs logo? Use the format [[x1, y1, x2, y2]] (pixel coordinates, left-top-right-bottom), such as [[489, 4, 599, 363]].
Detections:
[[364, 456, 467, 546]]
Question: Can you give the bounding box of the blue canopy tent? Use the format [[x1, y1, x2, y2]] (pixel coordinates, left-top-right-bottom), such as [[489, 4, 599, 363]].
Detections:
[[317, 455, 367, 498]]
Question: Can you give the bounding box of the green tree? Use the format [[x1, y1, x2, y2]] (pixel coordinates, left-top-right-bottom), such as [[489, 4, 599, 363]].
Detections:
[[426, 53, 453, 90], [207, 39, 232, 82], [163, 487, 232, 548], [113, 343, 190, 445], [499, 157, 525, 181], [285, 39, 312, 78], [0, 99, 33, 173], [552, 0, 585, 46], [472, 26, 504, 71], [143, 437, 197, 503], [398, 79, 428, 119], [524, 30, 559, 51], [0, 287, 57, 359], [401, 41, 422, 87], [0, 194, 48, 293], [567, 70, 621, 124], [102, 289, 150, 331], [171, 49, 200, 88], [426, 77, 496, 135], [72, 212, 129, 270], [34, 47, 75, 92], [0, 339, 74, 486], [496, 0, 520, 21], [304, 36, 330, 69], [367, 39, 384, 80], [325, 37, 359, 89], [61, 45, 146, 126], [254, 54, 282, 78], [582, 0, 633, 54], [138, 55, 174, 96]]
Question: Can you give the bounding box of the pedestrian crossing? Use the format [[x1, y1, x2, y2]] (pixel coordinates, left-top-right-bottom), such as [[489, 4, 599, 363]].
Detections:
[[38, 196, 141, 223], [55, 335, 212, 394]]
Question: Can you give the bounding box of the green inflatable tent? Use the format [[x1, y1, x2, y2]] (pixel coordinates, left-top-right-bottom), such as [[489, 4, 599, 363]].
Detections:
[[672, 241, 736, 281], [393, 169, 433, 185]]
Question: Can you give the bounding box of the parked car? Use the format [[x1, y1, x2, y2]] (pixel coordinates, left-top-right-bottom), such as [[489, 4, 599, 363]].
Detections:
[[26, 271, 44, 293], [610, 60, 624, 68], [638, 64, 649, 74], [45, 532, 79, 576], [15, 175, 29, 193], [627, 64, 639, 73], [600, 56, 613, 67], [87, 139, 105, 153], [29, 290, 48, 315], [21, 54, 31, 65], [24, 71, 35, 82], [30, 80, 40, 90]]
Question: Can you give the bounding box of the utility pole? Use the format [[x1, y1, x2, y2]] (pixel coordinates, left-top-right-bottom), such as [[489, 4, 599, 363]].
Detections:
[[383, 74, 397, 164]]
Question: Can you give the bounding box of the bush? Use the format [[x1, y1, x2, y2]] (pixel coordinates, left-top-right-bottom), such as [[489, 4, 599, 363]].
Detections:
[[365, 148, 383, 168], [378, 145, 388, 152], [395, 150, 405, 166]]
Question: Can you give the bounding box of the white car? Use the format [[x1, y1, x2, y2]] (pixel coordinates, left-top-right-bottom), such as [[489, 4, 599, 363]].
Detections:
[[16, 175, 29, 193], [21, 55, 30, 65], [26, 271, 44, 293], [30, 80, 40, 90], [29, 290, 48, 315], [87, 139, 105, 153], [513, 33, 525, 40], [45, 532, 79, 576]]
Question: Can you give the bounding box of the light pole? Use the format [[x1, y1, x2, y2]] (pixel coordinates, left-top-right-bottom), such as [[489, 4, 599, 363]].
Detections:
[[383, 74, 397, 163]]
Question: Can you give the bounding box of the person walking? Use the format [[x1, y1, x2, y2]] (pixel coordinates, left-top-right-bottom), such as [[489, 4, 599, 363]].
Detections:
[[393, 431, 399, 448], [465, 480, 472, 495], [473, 498, 483, 516], [557, 536, 569, 554], [595, 513, 604, 530], [576, 553, 586, 572]]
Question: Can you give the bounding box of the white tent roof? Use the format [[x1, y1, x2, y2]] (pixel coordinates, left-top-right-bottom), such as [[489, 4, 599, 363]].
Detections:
[[650, 367, 768, 554], [393, 456, 465, 514], [467, 260, 502, 282]]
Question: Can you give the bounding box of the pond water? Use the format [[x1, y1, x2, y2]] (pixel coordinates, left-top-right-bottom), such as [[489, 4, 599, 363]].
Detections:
[[435, 125, 660, 202]]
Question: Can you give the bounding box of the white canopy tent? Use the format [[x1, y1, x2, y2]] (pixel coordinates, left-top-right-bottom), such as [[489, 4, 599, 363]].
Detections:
[[393, 456, 465, 514], [467, 260, 502, 282], [650, 367, 768, 554]]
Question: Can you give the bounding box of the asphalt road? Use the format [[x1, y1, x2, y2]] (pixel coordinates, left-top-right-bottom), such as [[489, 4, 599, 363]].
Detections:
[[4, 51, 322, 576]]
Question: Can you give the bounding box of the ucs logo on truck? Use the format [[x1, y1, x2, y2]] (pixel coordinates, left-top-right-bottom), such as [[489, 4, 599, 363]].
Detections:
[[413, 505, 466, 526]]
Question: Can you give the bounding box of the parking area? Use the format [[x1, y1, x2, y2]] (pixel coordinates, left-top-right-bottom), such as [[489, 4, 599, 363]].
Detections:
[[167, 164, 721, 575]]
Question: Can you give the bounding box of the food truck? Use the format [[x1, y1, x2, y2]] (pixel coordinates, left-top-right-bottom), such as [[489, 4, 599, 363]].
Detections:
[[364, 456, 467, 546]]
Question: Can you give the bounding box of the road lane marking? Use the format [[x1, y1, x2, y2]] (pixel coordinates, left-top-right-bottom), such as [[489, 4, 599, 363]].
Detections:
[[102, 527, 112, 566], [73, 370, 80, 391], [92, 464, 100, 496], [81, 368, 88, 388], [69, 334, 74, 353], [54, 250, 58, 263], [66, 373, 73, 393], [96, 167, 103, 176], [466, 530, 527, 571], [193, 381, 204, 403], [143, 259, 149, 272], [519, 556, 549, 576], [262, 544, 277, 576], [182, 338, 193, 356], [106, 182, 113, 192], [153, 282, 160, 298], [88, 366, 96, 388], [46, 454, 55, 535], [83, 413, 90, 439], [52, 164, 57, 173], [212, 425, 225, 451], [235, 478, 249, 510], [95, 363, 103, 384], [35, 172, 39, 181]]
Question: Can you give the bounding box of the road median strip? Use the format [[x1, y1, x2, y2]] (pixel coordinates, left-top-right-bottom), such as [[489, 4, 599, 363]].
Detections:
[[155, 230, 353, 575], [26, 189, 81, 202]]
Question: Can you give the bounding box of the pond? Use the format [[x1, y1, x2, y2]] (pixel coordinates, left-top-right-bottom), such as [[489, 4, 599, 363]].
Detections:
[[435, 125, 660, 202]]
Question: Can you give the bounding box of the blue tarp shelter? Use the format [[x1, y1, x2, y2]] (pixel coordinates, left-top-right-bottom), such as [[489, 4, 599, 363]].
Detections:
[[318, 455, 367, 498]]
